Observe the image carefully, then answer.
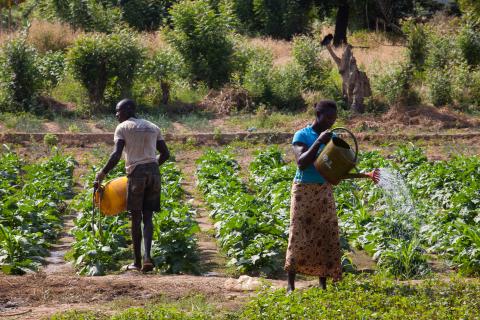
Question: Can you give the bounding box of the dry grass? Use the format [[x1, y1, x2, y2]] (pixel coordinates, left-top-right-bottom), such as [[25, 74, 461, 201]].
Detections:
[[248, 37, 292, 66], [315, 42, 405, 76], [139, 31, 168, 55], [245, 29, 405, 73], [0, 30, 18, 46], [27, 19, 79, 52]]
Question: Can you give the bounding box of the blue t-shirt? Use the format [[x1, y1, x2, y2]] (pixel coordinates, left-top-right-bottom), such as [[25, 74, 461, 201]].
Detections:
[[292, 125, 327, 184]]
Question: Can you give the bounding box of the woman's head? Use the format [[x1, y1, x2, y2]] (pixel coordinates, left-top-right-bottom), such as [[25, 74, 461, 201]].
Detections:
[[314, 100, 337, 129]]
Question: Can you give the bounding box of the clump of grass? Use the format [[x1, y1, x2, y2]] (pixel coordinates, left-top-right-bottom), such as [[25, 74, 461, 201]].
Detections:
[[0, 112, 43, 132], [175, 112, 211, 131], [50, 74, 89, 110], [241, 274, 480, 320], [27, 19, 79, 53], [171, 81, 208, 104], [139, 111, 172, 133]]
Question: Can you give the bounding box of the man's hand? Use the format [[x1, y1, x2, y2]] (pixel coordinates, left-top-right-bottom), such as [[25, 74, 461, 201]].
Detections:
[[317, 131, 333, 145], [94, 171, 106, 190]]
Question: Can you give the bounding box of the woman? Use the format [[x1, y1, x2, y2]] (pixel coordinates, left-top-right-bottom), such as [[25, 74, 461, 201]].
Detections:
[[285, 100, 341, 292]]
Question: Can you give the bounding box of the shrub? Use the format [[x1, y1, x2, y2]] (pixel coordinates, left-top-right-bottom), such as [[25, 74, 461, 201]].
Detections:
[[402, 20, 428, 70], [0, 38, 42, 113], [138, 46, 187, 105], [67, 30, 144, 112], [457, 16, 480, 67], [291, 35, 331, 91], [51, 0, 122, 32], [239, 48, 273, 100], [427, 68, 453, 106], [251, 0, 309, 39], [44, 133, 59, 147], [269, 62, 305, 110], [166, 0, 235, 88], [372, 62, 412, 105], [425, 32, 455, 71], [38, 51, 66, 92], [120, 0, 173, 31], [451, 63, 480, 110]]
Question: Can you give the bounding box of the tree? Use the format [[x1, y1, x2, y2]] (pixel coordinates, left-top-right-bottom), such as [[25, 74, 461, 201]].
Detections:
[[166, 0, 235, 88], [119, 0, 174, 31], [67, 30, 143, 112], [333, 0, 349, 46]]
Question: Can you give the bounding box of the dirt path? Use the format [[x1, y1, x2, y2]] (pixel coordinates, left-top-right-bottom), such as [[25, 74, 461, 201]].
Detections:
[[42, 211, 76, 275], [0, 273, 291, 319], [175, 149, 228, 276]]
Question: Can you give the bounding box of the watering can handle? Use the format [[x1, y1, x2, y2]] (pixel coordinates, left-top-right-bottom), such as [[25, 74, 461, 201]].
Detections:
[[330, 127, 359, 163]]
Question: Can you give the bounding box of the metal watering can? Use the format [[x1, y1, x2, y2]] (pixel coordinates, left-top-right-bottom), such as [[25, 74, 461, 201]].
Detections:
[[314, 127, 378, 185]]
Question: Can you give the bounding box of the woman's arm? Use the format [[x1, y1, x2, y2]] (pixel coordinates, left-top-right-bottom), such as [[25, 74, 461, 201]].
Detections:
[[293, 132, 332, 170]]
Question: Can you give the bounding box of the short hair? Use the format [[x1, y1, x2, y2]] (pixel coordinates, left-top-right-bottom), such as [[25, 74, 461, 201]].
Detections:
[[314, 100, 337, 112], [117, 98, 136, 116]]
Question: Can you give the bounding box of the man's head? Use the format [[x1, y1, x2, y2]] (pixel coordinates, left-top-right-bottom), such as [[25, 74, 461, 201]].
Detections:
[[116, 99, 136, 123], [314, 100, 337, 129]]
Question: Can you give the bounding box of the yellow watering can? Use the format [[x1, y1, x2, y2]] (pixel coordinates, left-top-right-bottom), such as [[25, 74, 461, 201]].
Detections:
[[94, 176, 128, 216], [314, 127, 380, 185]]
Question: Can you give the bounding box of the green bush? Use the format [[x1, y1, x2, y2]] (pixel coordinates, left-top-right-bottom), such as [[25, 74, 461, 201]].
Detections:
[[269, 62, 305, 110], [425, 33, 455, 71], [138, 46, 187, 105], [120, 0, 173, 31], [402, 20, 428, 70], [38, 51, 66, 91], [166, 0, 235, 88], [451, 63, 480, 110], [43, 133, 59, 147], [427, 68, 453, 106], [291, 35, 331, 91], [239, 48, 305, 110], [67, 30, 144, 112], [457, 16, 480, 67], [372, 62, 412, 105], [51, 0, 122, 32], [240, 48, 273, 100], [0, 38, 42, 113], [251, 0, 310, 39]]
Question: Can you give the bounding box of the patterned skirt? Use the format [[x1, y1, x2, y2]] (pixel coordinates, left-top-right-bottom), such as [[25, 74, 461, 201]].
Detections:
[[284, 183, 342, 280]]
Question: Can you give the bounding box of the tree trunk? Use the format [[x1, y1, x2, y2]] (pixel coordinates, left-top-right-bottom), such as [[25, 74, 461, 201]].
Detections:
[[333, 2, 349, 47], [161, 81, 170, 105], [325, 44, 372, 114]]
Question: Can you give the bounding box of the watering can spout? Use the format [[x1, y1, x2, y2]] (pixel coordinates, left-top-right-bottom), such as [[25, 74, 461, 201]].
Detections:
[[343, 169, 381, 184]]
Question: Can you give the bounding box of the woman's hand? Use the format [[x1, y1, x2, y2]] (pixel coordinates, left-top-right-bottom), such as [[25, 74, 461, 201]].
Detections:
[[316, 131, 333, 145]]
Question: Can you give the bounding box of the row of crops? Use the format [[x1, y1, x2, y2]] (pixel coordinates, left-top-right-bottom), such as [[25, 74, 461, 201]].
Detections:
[[0, 146, 74, 274], [196, 145, 480, 278], [69, 160, 199, 276]]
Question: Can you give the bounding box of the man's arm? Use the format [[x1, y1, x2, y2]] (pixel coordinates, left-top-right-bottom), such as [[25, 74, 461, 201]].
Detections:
[[293, 132, 332, 170], [94, 139, 125, 188], [156, 140, 170, 166]]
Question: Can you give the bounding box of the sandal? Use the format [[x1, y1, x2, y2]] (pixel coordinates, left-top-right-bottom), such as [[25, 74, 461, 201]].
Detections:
[[141, 260, 154, 273]]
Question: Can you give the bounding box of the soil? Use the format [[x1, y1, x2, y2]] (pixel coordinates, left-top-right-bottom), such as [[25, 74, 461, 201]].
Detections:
[[348, 105, 480, 133]]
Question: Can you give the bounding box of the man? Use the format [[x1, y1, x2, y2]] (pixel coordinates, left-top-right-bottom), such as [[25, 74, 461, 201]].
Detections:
[[94, 99, 170, 272]]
